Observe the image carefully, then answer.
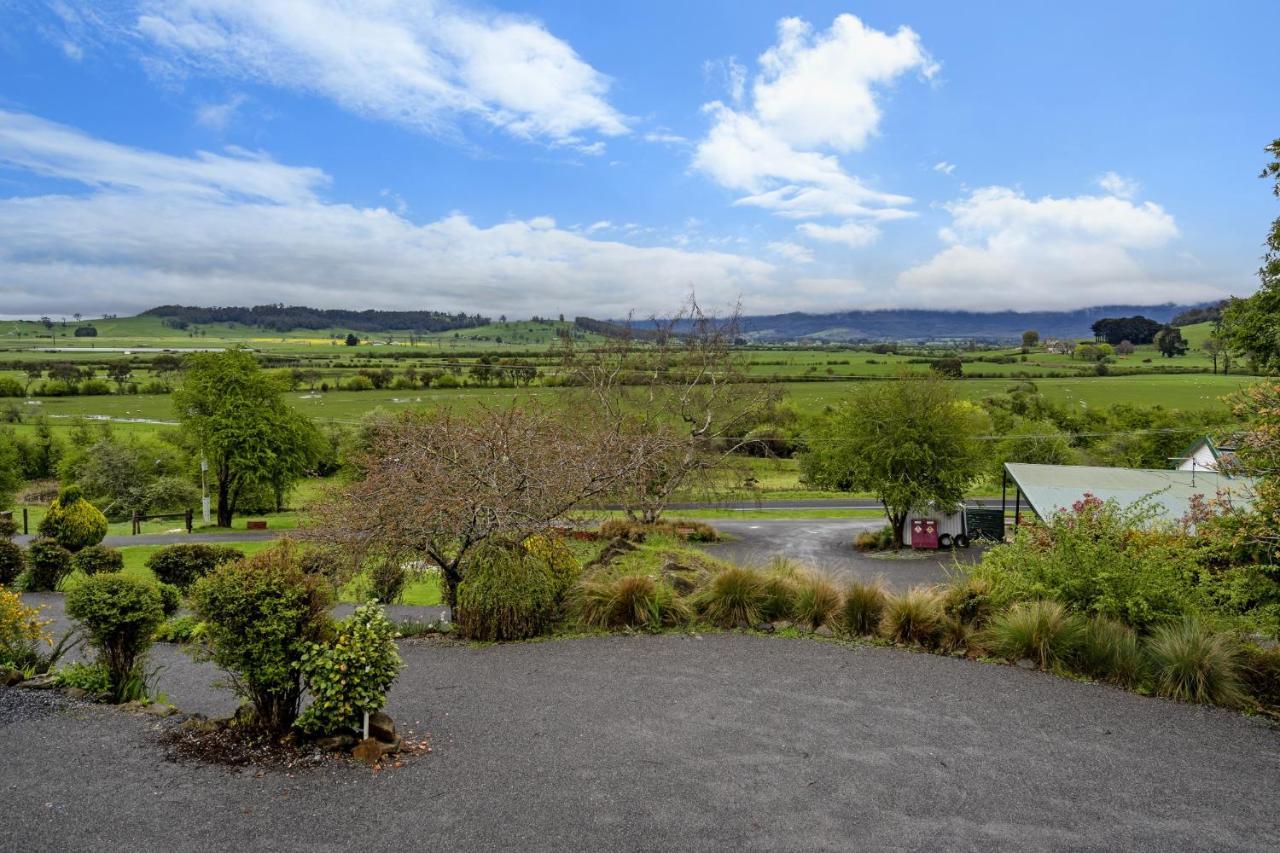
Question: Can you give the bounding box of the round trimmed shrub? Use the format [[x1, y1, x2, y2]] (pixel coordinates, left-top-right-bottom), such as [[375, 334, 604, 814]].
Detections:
[[71, 544, 124, 576], [190, 543, 333, 734], [146, 543, 244, 590], [65, 573, 165, 702], [155, 582, 182, 617], [38, 485, 108, 552], [456, 542, 556, 641], [0, 540, 25, 587], [26, 538, 73, 591], [0, 515, 18, 539]]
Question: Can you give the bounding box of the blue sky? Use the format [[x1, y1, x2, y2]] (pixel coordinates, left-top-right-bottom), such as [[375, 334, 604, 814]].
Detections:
[[1, 1, 1277, 318]]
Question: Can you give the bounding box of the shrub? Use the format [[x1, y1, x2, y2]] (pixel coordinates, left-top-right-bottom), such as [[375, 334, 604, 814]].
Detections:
[[53, 661, 112, 695], [146, 543, 244, 590], [598, 518, 647, 542], [0, 540, 24, 586], [572, 573, 689, 631], [1238, 645, 1280, 710], [298, 602, 403, 736], [0, 514, 18, 538], [942, 575, 997, 626], [1074, 616, 1146, 688], [25, 538, 73, 591], [37, 484, 108, 552], [880, 586, 945, 647], [841, 579, 887, 636], [693, 566, 768, 628], [1, 587, 53, 671], [65, 573, 165, 702], [792, 574, 842, 630], [365, 555, 409, 604], [1145, 618, 1246, 707], [524, 534, 582, 598], [982, 601, 1086, 671], [154, 615, 204, 644], [190, 543, 333, 733], [0, 376, 23, 397], [937, 615, 975, 655], [854, 525, 895, 552], [155, 582, 181, 617], [455, 542, 556, 641], [70, 544, 124, 576]]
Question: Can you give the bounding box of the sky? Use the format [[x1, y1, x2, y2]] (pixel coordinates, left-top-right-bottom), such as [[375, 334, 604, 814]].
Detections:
[[1, 0, 1277, 319]]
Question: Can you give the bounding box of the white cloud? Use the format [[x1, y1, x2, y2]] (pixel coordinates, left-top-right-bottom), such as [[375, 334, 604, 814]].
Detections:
[[195, 93, 247, 130], [129, 0, 628, 148], [895, 185, 1223, 309], [933, 161, 955, 175], [796, 220, 880, 248], [0, 110, 776, 318], [767, 241, 814, 263], [1097, 170, 1139, 199], [694, 14, 931, 230]]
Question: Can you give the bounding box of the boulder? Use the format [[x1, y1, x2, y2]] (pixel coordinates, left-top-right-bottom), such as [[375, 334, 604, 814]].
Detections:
[[352, 736, 401, 765], [368, 711, 397, 744], [18, 674, 57, 690], [814, 625, 834, 638], [144, 703, 177, 718], [3, 669, 24, 687], [1015, 658, 1037, 671], [774, 620, 793, 632], [63, 687, 90, 701], [315, 734, 357, 752]]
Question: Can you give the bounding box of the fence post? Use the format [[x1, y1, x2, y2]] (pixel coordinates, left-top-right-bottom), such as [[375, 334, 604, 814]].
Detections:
[[23, 507, 28, 536], [132, 511, 139, 536], [186, 508, 193, 533]]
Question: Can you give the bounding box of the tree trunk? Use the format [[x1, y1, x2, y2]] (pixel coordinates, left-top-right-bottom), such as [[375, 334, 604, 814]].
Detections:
[[888, 510, 907, 550], [216, 475, 232, 528]]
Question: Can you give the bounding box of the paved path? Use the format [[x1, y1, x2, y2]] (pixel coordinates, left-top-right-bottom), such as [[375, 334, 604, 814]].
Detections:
[[2, 633, 1277, 852], [699, 519, 984, 588]]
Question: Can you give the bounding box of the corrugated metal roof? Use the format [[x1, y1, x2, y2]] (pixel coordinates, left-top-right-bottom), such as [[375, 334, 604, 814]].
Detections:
[[1004, 462, 1256, 524]]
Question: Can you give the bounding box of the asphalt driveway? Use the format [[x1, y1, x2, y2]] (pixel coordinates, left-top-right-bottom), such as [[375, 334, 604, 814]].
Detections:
[[3, 632, 1277, 852]]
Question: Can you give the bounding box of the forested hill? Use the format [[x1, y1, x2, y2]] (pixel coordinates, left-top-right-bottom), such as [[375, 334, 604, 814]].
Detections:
[[142, 305, 489, 333], [728, 303, 1201, 343]]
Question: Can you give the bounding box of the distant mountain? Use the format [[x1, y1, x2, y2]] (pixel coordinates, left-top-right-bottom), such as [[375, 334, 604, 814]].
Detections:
[[726, 304, 1201, 343]]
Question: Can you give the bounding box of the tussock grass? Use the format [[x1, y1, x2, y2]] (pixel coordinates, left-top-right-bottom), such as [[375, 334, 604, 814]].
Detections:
[[572, 573, 690, 631], [942, 575, 997, 627], [1075, 617, 1146, 688], [693, 566, 768, 628], [1145, 618, 1246, 707], [879, 586, 945, 647], [937, 615, 975, 655], [841, 579, 887, 636], [981, 600, 1085, 671], [792, 575, 842, 630]]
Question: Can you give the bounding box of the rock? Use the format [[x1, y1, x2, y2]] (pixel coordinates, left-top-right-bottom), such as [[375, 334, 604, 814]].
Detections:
[[733, 619, 751, 631], [18, 674, 57, 690], [120, 700, 147, 712], [368, 711, 397, 744], [63, 687, 90, 700], [1015, 658, 1037, 670], [352, 736, 400, 765], [774, 620, 793, 632], [814, 625, 835, 638], [316, 734, 357, 752], [756, 622, 776, 634], [3, 669, 24, 687]]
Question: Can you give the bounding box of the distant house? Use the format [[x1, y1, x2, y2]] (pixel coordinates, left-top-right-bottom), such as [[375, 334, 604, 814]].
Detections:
[[1043, 339, 1075, 355], [1001, 462, 1255, 527], [1176, 435, 1242, 476]]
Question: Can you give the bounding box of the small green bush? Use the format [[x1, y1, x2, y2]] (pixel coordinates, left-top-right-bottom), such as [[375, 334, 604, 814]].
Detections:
[[70, 544, 124, 576], [1, 587, 52, 671], [38, 484, 108, 552], [365, 555, 409, 604], [0, 515, 18, 539], [692, 566, 768, 628], [298, 603, 403, 736], [53, 661, 112, 695], [25, 538, 73, 591], [147, 543, 245, 590], [572, 573, 689, 630], [880, 586, 945, 647], [853, 525, 895, 552], [1238, 645, 1280, 710], [937, 615, 975, 655], [0, 540, 24, 586], [455, 542, 557, 641], [792, 574, 842, 630], [1075, 616, 1146, 688], [154, 615, 204, 644], [65, 573, 165, 702], [156, 582, 181, 617], [982, 601, 1086, 671], [1145, 618, 1246, 707], [190, 543, 333, 734], [942, 575, 997, 626], [841, 579, 887, 636]]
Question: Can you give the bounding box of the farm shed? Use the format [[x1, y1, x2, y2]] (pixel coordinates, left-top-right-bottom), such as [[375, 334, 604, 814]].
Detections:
[[903, 504, 1005, 548], [1001, 462, 1256, 527], [1176, 435, 1241, 475]]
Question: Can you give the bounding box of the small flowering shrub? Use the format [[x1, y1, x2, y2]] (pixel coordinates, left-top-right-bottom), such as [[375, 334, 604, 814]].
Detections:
[[0, 587, 53, 671], [38, 485, 108, 552], [298, 602, 402, 735]]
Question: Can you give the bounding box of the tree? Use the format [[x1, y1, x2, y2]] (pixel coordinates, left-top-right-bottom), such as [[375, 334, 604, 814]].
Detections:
[[1021, 330, 1040, 352], [1091, 316, 1163, 345], [22, 365, 42, 394], [106, 360, 133, 392], [1115, 340, 1136, 355], [0, 430, 20, 509], [1220, 140, 1280, 373], [1203, 335, 1225, 374], [1154, 325, 1189, 357], [173, 350, 321, 527], [344, 333, 360, 347], [306, 405, 637, 607], [800, 377, 983, 548]]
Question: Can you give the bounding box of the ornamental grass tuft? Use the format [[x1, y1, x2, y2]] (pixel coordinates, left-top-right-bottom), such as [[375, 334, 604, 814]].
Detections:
[[1145, 617, 1246, 707], [841, 579, 887, 636], [572, 573, 690, 631], [981, 600, 1086, 671], [792, 574, 842, 630], [693, 566, 768, 628], [879, 586, 945, 647]]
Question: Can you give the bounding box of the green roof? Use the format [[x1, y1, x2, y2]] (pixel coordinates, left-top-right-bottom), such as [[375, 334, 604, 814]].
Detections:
[[1004, 462, 1256, 524]]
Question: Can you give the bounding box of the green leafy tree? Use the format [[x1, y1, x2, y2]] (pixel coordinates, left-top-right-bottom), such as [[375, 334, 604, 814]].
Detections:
[[1154, 325, 1189, 358], [800, 377, 983, 548], [1021, 330, 1040, 352], [1221, 139, 1280, 372], [0, 430, 20, 509], [173, 350, 321, 527]]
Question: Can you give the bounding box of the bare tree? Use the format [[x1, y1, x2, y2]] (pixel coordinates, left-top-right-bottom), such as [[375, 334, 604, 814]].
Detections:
[[305, 404, 641, 607], [556, 296, 781, 523]]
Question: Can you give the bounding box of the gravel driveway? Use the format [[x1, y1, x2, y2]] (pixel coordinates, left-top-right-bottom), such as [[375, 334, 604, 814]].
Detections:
[[3, 632, 1277, 852]]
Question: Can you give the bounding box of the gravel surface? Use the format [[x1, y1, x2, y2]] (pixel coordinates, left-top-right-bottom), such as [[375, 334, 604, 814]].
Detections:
[[3, 632, 1278, 852], [700, 519, 984, 588]]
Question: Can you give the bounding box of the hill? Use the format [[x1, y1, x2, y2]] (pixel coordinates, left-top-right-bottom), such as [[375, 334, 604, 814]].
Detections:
[[141, 304, 488, 334]]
